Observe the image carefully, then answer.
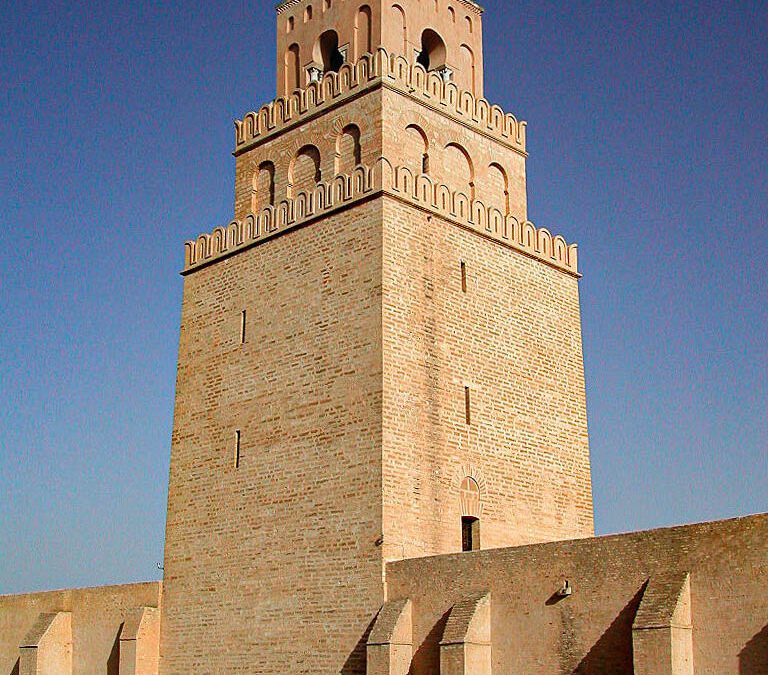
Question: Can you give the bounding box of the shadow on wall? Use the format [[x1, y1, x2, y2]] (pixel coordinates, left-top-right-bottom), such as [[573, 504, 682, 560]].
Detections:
[[341, 615, 378, 675], [570, 585, 647, 675], [740, 624, 768, 674], [9, 659, 19, 675], [107, 624, 123, 675], [410, 609, 451, 675]]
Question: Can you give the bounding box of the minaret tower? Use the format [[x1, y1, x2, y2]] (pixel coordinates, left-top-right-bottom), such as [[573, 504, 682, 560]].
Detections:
[[160, 1, 593, 672]]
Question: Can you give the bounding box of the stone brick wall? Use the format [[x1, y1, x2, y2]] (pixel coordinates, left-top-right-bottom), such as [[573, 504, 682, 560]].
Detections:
[[0, 582, 160, 675], [384, 514, 768, 674], [380, 196, 593, 565], [160, 200, 386, 674]]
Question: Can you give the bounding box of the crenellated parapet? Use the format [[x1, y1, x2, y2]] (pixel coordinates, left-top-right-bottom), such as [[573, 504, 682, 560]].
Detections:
[[184, 165, 379, 272], [381, 160, 577, 275], [234, 48, 526, 155], [184, 160, 576, 275]]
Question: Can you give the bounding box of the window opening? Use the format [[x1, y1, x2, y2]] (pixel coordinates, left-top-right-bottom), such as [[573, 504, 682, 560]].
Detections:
[[462, 516, 480, 551], [464, 386, 471, 424], [417, 28, 447, 71], [317, 30, 344, 73]]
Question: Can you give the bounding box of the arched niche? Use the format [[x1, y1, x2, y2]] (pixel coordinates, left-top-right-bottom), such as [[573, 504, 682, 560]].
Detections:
[[443, 142, 475, 198], [460, 476, 481, 517], [391, 4, 408, 55], [288, 145, 322, 198], [335, 124, 362, 174], [252, 161, 276, 212], [405, 124, 430, 174], [459, 43, 476, 94], [355, 5, 373, 59], [285, 43, 302, 93], [487, 162, 510, 215]]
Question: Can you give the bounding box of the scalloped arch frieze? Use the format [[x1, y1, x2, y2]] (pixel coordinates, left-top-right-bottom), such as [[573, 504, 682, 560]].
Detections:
[[184, 162, 577, 276], [233, 48, 527, 154]]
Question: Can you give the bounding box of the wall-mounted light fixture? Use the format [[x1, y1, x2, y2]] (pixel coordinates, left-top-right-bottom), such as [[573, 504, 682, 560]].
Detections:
[[436, 66, 454, 83]]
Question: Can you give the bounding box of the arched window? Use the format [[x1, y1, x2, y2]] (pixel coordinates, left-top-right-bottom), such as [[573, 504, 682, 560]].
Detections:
[[417, 29, 447, 71], [391, 4, 407, 55], [315, 30, 344, 73], [460, 476, 481, 552], [252, 161, 276, 212], [465, 16, 473, 33], [288, 145, 322, 198], [304, 4, 313, 22], [405, 124, 429, 174], [355, 5, 373, 59], [285, 43, 301, 93], [287, 16, 295, 33], [460, 43, 476, 94], [448, 6, 456, 22], [443, 142, 475, 198], [487, 162, 510, 215], [335, 124, 362, 174], [323, 0, 331, 10]]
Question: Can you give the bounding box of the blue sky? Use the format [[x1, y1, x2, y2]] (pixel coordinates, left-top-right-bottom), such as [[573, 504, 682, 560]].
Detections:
[[0, 0, 765, 594]]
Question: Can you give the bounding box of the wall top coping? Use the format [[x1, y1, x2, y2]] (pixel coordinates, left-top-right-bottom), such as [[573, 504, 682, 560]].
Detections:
[[233, 48, 526, 156], [182, 160, 579, 276], [0, 580, 161, 601]]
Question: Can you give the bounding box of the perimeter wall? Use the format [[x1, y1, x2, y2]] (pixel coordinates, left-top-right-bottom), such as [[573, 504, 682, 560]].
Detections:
[[382, 514, 768, 674], [0, 582, 160, 675]]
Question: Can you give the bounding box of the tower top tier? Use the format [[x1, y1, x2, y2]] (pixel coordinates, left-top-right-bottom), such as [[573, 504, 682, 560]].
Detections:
[[276, 0, 484, 97]]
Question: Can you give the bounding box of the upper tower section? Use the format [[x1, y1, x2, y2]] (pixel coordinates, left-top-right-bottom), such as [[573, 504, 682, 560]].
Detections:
[[276, 0, 484, 97]]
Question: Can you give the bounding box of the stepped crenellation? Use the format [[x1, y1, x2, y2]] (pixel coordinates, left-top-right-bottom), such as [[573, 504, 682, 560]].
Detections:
[[184, 160, 577, 276], [234, 48, 526, 155]]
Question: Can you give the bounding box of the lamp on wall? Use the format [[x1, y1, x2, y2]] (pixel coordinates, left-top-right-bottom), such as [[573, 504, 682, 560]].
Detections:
[[436, 66, 454, 83], [307, 65, 323, 83], [556, 580, 573, 598]]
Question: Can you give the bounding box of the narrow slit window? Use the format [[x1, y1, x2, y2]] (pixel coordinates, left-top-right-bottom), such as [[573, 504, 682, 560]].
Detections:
[[460, 260, 467, 292], [234, 430, 241, 468], [464, 386, 471, 425], [462, 516, 480, 551], [240, 310, 247, 344]]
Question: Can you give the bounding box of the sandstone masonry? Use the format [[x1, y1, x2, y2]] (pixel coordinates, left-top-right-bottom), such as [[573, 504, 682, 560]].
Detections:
[[0, 1, 764, 674]]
